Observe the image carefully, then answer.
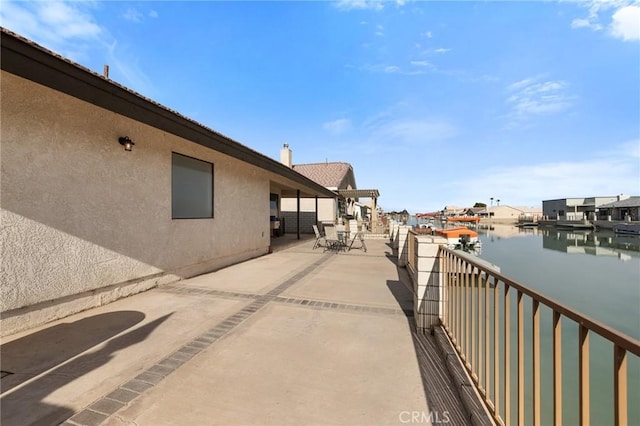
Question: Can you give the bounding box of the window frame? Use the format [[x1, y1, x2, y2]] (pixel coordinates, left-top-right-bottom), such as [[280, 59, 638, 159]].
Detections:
[[171, 151, 214, 220]]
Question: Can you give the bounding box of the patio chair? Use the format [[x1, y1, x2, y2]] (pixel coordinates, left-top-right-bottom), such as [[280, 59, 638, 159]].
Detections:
[[312, 225, 327, 250], [323, 225, 344, 252], [348, 231, 367, 252]]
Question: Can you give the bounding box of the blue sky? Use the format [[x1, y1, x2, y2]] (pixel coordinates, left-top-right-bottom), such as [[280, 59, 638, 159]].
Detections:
[[2, 0, 639, 213]]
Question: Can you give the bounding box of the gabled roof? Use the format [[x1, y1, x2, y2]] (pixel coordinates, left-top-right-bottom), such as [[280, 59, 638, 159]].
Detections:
[[598, 196, 640, 208], [292, 162, 353, 188], [0, 27, 337, 199]]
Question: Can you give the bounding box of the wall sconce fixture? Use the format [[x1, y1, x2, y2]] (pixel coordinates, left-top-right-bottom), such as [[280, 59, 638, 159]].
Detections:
[[118, 136, 135, 151]]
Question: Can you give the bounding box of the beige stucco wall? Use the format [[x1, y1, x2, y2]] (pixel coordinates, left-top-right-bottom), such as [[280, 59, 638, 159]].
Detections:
[[1, 72, 271, 334], [486, 205, 523, 221]]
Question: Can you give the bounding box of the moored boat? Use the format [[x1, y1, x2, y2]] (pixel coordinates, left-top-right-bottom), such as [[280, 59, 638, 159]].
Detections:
[[434, 226, 481, 249], [445, 216, 481, 224], [613, 223, 640, 236], [556, 220, 595, 230], [516, 222, 539, 227]]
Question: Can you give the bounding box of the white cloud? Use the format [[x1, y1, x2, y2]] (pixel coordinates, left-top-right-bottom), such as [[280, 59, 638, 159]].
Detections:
[[505, 76, 574, 126], [0, 0, 102, 50], [508, 77, 536, 91], [334, 0, 405, 11], [423, 31, 433, 38], [361, 63, 425, 75], [370, 118, 458, 145], [323, 118, 352, 135], [571, 0, 640, 41], [446, 143, 640, 206], [434, 48, 451, 54], [334, 0, 384, 11], [375, 24, 385, 36], [124, 7, 159, 23], [123, 8, 144, 23], [39, 2, 102, 38], [410, 60, 432, 67], [571, 17, 601, 30], [610, 5, 640, 41], [0, 1, 155, 97]]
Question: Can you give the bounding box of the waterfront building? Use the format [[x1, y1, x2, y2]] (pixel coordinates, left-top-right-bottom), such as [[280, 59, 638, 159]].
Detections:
[[0, 29, 336, 335], [462, 207, 485, 217], [279, 145, 381, 233], [596, 196, 640, 221], [442, 205, 466, 217], [279, 146, 356, 233], [478, 204, 539, 222], [542, 194, 633, 220]]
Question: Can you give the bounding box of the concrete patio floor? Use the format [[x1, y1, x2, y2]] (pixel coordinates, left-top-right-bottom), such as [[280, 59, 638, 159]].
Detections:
[[1, 238, 476, 426]]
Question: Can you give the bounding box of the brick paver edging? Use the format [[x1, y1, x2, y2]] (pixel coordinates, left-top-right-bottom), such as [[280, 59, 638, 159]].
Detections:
[[62, 253, 334, 426]]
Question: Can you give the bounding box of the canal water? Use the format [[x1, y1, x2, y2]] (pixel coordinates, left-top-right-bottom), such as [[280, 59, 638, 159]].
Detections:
[[473, 224, 640, 425], [476, 224, 639, 340]]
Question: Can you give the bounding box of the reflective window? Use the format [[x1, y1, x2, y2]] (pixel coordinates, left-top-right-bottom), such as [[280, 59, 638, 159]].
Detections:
[[172, 152, 213, 219]]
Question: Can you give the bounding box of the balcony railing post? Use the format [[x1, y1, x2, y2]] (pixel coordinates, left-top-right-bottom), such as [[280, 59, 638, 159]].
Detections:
[[391, 221, 400, 249], [457, 257, 463, 352], [579, 325, 590, 425], [532, 300, 541, 426], [463, 262, 469, 364], [412, 235, 448, 334], [553, 311, 562, 426], [484, 274, 490, 399], [614, 345, 628, 425], [504, 284, 511, 425], [494, 280, 501, 420], [397, 225, 411, 267], [517, 291, 524, 425]]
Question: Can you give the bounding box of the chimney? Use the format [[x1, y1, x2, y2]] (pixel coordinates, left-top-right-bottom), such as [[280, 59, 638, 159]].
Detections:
[[280, 143, 292, 168], [103, 65, 109, 78]]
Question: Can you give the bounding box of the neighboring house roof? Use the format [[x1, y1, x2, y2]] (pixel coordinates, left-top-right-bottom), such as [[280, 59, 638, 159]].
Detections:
[[292, 162, 354, 189], [337, 189, 379, 199], [494, 205, 524, 211], [477, 205, 524, 214], [598, 196, 640, 208], [513, 206, 542, 213], [0, 28, 336, 199], [465, 207, 484, 214]]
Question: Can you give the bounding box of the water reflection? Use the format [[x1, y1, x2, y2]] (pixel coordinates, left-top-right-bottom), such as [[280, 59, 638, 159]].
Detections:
[[541, 229, 640, 260], [473, 223, 640, 425], [477, 224, 640, 260], [477, 223, 543, 240]]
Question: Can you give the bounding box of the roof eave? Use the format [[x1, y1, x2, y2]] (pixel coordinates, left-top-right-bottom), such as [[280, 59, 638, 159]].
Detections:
[[0, 28, 337, 199]]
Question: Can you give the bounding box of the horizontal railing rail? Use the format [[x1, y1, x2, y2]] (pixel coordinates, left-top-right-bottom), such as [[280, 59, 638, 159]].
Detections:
[[439, 246, 640, 426]]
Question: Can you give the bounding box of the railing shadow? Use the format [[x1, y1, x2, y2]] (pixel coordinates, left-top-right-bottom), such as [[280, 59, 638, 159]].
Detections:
[[385, 258, 471, 425], [1, 312, 172, 426], [1, 311, 145, 393]]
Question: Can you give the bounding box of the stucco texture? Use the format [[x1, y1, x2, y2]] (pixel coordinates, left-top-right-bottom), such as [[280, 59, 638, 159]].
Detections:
[[1, 72, 271, 316]]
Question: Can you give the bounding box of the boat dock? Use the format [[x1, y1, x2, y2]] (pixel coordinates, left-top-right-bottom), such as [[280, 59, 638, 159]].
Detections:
[[0, 237, 490, 426]]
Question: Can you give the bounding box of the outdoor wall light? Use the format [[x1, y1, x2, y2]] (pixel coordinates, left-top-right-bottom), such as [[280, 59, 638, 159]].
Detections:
[[118, 136, 135, 151]]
